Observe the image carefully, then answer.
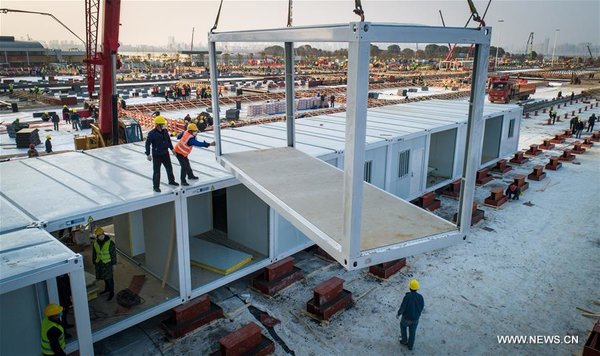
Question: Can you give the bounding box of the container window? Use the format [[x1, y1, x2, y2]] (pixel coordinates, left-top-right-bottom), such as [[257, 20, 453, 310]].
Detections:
[[508, 119, 515, 138], [364, 160, 373, 183], [398, 150, 410, 178]]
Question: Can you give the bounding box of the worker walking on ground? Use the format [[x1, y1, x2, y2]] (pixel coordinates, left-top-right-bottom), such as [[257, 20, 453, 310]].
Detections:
[[570, 116, 578, 133], [145, 116, 178, 192], [506, 183, 521, 200], [41, 304, 66, 356], [330, 95, 335, 108], [51, 112, 60, 131], [174, 123, 215, 186], [588, 113, 597, 132], [45, 134, 53, 154], [62, 105, 70, 124], [575, 118, 584, 139], [396, 279, 425, 351], [70, 109, 81, 131], [28, 144, 39, 158], [93, 227, 116, 301]]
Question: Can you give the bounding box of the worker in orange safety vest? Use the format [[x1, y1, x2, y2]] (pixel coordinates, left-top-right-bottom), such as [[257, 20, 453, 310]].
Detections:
[[174, 123, 215, 186]]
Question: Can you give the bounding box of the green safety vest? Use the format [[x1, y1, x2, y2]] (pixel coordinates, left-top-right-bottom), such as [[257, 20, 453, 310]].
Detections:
[[41, 317, 65, 355], [93, 240, 112, 264]]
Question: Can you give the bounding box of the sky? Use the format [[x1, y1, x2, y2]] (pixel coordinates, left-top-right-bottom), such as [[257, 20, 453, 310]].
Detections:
[[0, 0, 599, 52]]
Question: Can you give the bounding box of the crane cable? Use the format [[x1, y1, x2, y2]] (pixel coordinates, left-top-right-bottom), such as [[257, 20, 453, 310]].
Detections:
[[287, 0, 293, 27], [466, 0, 486, 27], [353, 0, 365, 22], [210, 0, 224, 33], [0, 8, 85, 45]]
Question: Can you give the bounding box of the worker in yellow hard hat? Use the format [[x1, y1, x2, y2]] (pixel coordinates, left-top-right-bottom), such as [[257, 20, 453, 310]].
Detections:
[[62, 105, 70, 124], [145, 116, 177, 192], [396, 279, 424, 351], [41, 304, 66, 355], [70, 109, 81, 131], [92, 227, 116, 301], [45, 134, 53, 154], [174, 123, 215, 186]]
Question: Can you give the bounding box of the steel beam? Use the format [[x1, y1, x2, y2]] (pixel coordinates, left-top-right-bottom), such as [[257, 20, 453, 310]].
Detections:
[[68, 259, 93, 355], [342, 26, 370, 266], [208, 41, 222, 157], [285, 42, 295, 147], [458, 41, 491, 234]]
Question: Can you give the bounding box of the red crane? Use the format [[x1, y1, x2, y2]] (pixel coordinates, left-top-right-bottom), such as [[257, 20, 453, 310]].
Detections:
[[85, 0, 122, 141]]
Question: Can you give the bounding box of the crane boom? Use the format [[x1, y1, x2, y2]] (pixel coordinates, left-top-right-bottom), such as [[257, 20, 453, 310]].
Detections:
[[84, 0, 100, 98]]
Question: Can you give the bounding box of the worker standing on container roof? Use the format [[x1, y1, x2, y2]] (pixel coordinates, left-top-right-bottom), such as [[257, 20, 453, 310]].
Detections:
[[92, 227, 116, 301], [397, 279, 425, 351], [41, 304, 66, 356], [145, 116, 178, 192], [174, 123, 215, 186], [45, 134, 53, 154]]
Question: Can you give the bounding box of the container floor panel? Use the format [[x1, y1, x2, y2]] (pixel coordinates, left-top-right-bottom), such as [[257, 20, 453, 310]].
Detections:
[[221, 147, 456, 252]]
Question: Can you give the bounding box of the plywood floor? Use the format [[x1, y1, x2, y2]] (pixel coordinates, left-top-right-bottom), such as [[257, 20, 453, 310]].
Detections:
[[222, 147, 456, 251]]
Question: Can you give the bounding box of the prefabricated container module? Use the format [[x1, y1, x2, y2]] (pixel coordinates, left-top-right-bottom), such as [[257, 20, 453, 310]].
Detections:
[[0, 97, 520, 355]]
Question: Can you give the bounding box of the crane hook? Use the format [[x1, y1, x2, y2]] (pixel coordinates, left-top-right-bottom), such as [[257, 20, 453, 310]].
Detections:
[[353, 0, 365, 22]]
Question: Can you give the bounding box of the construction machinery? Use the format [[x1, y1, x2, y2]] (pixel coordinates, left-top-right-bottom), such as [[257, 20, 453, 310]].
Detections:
[[488, 75, 536, 103], [84, 0, 143, 147]]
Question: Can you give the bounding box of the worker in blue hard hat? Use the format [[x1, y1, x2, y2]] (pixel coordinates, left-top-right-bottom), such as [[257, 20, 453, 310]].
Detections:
[[397, 279, 425, 351]]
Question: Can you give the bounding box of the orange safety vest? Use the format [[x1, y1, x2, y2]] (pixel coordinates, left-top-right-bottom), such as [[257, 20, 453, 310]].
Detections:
[[174, 131, 194, 157]]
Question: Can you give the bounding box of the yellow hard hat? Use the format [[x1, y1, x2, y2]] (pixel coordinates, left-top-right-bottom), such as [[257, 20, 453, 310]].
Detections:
[[45, 134, 51, 139], [44, 112, 48, 115], [71, 109, 76, 112], [154, 116, 167, 125], [187, 123, 198, 131], [94, 227, 104, 236], [63, 105, 67, 108], [44, 304, 63, 317], [409, 279, 419, 291]]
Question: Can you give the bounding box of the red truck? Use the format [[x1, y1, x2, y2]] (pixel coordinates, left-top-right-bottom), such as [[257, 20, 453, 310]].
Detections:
[[488, 76, 536, 103]]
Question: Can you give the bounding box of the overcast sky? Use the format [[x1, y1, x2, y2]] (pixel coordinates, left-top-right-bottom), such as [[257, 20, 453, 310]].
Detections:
[[1, 0, 598, 51]]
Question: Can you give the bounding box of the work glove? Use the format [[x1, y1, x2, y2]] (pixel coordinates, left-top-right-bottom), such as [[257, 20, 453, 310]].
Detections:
[[146, 155, 152, 162], [210, 141, 216, 146]]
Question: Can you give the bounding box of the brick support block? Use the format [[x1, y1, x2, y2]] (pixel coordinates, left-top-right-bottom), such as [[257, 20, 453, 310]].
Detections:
[[545, 156, 562, 170], [513, 175, 529, 192], [492, 159, 512, 174], [484, 187, 508, 208], [559, 149, 575, 161], [572, 142, 586, 154], [369, 258, 407, 279], [525, 144, 542, 156], [440, 180, 461, 199], [527, 165, 546, 181], [219, 322, 270, 356], [539, 139, 555, 150], [476, 168, 494, 186], [509, 151, 528, 165], [582, 138, 594, 148], [162, 297, 224, 340]]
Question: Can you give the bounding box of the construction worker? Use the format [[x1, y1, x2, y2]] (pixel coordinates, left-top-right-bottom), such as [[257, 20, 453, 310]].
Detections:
[[570, 115, 578, 133], [92, 227, 116, 301], [575, 117, 584, 139], [396, 279, 424, 351], [174, 123, 215, 186], [8, 83, 14, 93], [41, 304, 66, 356], [145, 116, 178, 192], [62, 105, 70, 124], [588, 113, 597, 132], [52, 112, 60, 131], [70, 109, 81, 131], [45, 134, 53, 154], [28, 143, 39, 158], [41, 111, 49, 122], [506, 183, 521, 200]]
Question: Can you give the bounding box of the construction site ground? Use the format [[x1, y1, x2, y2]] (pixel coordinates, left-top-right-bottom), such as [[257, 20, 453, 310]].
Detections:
[[89, 93, 600, 355]]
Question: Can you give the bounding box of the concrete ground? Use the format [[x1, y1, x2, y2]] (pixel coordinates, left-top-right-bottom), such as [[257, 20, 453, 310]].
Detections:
[[91, 95, 600, 355]]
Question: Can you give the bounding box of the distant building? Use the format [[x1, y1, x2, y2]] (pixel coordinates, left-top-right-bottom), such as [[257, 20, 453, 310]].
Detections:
[[0, 36, 85, 67]]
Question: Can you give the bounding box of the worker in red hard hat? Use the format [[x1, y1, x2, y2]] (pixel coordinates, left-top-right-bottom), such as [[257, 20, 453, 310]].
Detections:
[[41, 304, 66, 356], [397, 279, 425, 351], [28, 143, 39, 158]]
